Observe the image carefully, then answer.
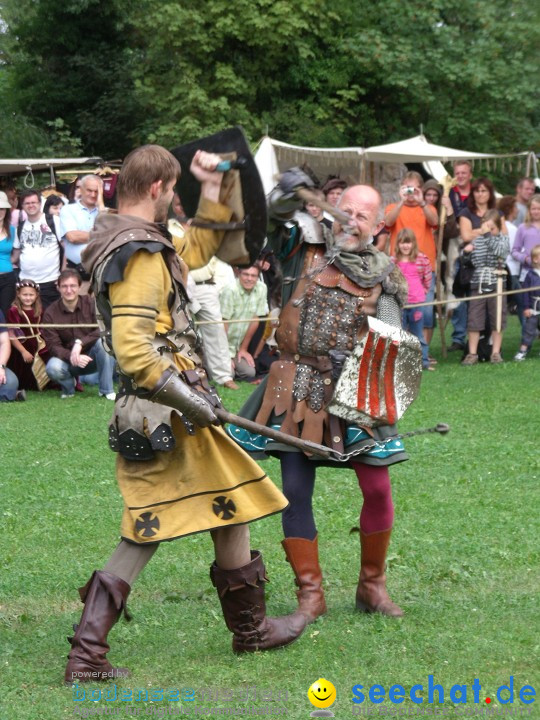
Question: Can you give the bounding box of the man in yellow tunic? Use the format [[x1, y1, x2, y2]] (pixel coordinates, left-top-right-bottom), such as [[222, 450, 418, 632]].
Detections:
[[64, 145, 305, 684]]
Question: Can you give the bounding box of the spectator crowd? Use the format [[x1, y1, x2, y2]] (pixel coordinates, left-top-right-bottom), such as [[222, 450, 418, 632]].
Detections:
[[1, 161, 539, 403]]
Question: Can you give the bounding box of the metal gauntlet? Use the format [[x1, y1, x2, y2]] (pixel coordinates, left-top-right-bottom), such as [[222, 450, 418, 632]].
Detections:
[[148, 369, 218, 428], [268, 167, 316, 220]]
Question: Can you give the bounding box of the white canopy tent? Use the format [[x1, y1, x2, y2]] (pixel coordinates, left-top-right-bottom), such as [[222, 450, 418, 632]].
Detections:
[[254, 136, 364, 195], [364, 135, 535, 185], [254, 134, 536, 193], [0, 157, 103, 175], [363, 135, 528, 163]]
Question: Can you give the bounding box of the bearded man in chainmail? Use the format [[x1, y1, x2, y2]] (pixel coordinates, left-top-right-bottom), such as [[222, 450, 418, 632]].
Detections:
[[228, 169, 410, 622]]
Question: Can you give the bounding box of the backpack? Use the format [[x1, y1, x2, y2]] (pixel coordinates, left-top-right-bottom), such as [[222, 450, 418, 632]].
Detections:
[[18, 212, 64, 272]]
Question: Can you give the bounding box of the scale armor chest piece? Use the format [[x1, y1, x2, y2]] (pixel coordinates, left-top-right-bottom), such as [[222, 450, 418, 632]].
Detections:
[[292, 282, 368, 411], [298, 282, 366, 357]]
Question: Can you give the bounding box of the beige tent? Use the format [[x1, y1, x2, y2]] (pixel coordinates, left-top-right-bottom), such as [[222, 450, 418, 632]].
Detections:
[[254, 134, 536, 194]]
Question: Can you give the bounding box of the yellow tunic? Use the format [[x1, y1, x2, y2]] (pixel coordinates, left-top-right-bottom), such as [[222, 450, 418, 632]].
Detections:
[[107, 203, 287, 543]]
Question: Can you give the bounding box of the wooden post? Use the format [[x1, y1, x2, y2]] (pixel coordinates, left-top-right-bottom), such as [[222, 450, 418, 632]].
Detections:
[[435, 175, 455, 359], [495, 260, 507, 333]]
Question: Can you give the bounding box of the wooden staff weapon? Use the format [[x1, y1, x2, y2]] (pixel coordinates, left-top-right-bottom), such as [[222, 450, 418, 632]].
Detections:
[[215, 407, 333, 458], [495, 259, 507, 333], [435, 175, 456, 358], [273, 174, 353, 225]]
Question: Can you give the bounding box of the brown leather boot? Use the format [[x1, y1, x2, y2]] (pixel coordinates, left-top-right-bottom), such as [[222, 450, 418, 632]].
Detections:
[[210, 551, 307, 652], [64, 570, 131, 684], [355, 530, 404, 617], [281, 536, 327, 622]]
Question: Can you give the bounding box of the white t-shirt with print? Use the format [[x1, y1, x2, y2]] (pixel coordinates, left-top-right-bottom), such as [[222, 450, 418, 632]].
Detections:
[[14, 214, 61, 283]]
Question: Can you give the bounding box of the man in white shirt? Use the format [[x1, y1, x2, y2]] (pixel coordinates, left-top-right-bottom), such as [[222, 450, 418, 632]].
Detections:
[[60, 175, 103, 293], [190, 256, 239, 390], [12, 190, 63, 308]]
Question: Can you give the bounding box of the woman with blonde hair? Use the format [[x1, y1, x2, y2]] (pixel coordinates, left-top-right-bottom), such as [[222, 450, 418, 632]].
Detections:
[[511, 193, 540, 283]]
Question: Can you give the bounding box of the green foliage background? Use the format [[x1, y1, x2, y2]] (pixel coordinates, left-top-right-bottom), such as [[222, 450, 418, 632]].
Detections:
[[0, 0, 539, 158]]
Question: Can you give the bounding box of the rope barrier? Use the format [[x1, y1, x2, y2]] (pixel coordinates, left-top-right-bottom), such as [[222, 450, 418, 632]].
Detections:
[[4, 285, 539, 330], [2, 317, 275, 329], [405, 284, 540, 309]]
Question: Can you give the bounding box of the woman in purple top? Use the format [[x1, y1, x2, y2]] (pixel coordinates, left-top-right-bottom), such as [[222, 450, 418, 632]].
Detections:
[[511, 194, 540, 281]]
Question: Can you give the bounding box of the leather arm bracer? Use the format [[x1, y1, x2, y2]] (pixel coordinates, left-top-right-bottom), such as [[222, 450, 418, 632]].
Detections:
[[148, 368, 218, 428]]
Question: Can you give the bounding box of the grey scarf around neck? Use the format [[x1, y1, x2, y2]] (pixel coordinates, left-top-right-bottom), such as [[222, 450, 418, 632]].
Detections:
[[324, 235, 394, 287]]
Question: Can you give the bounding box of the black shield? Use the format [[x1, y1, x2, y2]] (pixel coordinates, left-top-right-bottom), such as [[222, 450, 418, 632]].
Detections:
[[170, 127, 266, 266]]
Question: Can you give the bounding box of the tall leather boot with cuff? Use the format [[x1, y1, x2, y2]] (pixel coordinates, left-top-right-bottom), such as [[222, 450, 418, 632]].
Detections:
[[64, 570, 131, 684], [281, 536, 327, 622], [210, 551, 307, 652], [355, 529, 404, 617]]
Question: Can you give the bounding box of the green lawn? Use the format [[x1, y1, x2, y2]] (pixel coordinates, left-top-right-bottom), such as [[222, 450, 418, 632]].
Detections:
[[1, 316, 538, 719]]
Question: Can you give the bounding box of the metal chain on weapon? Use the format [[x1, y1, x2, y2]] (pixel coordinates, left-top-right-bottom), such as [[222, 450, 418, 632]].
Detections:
[[330, 423, 450, 463]]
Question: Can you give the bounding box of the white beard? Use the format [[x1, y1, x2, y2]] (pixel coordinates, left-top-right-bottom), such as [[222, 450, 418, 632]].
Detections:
[[333, 231, 369, 253]]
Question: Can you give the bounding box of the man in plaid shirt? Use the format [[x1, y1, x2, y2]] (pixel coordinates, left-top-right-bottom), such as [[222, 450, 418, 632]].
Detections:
[[220, 266, 269, 381]]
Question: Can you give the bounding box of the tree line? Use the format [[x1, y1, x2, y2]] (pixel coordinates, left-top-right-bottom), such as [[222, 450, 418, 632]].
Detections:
[[0, 0, 538, 163]]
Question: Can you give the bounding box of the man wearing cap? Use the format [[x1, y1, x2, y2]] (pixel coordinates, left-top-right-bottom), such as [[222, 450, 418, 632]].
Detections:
[[321, 177, 348, 229]]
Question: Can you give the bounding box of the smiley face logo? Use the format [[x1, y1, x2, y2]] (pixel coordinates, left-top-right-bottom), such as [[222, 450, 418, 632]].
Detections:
[[307, 678, 337, 709]]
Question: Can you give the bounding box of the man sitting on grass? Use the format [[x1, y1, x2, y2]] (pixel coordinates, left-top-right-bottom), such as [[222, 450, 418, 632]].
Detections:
[[42, 269, 115, 399]]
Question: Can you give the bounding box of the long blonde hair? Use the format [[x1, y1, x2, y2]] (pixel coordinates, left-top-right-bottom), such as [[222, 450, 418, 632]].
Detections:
[[525, 194, 540, 225], [395, 228, 419, 261]]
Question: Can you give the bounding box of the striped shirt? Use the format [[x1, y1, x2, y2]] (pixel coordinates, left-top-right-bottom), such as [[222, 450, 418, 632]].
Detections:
[[470, 233, 510, 288]]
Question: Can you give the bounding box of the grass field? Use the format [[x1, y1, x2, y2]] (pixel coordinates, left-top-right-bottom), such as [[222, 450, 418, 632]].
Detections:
[[1, 315, 539, 720]]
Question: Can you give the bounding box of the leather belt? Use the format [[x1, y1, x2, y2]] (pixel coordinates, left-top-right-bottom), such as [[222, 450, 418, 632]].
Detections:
[[195, 279, 215, 285], [281, 352, 333, 373]]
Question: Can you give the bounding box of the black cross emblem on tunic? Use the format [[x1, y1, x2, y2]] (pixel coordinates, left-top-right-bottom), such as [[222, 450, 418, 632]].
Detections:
[[135, 511, 160, 537], [212, 496, 237, 520]]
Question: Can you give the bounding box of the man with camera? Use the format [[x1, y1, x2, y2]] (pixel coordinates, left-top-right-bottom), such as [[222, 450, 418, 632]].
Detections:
[[384, 171, 438, 266], [384, 172, 438, 351]]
